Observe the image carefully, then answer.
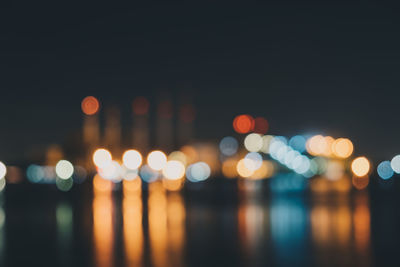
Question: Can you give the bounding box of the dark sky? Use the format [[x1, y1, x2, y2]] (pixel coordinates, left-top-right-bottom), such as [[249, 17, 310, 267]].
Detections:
[[1, 2, 400, 161]]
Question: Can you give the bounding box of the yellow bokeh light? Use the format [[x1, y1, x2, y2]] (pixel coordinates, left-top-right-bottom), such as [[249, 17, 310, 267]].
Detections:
[[162, 160, 185, 180], [322, 136, 335, 156], [168, 151, 187, 166], [122, 149, 143, 170], [332, 138, 354, 158], [236, 159, 254, 178], [306, 135, 327, 156], [222, 159, 238, 178], [180, 145, 199, 165], [147, 150, 167, 171], [93, 148, 112, 168], [250, 160, 274, 180], [351, 157, 370, 177], [244, 133, 263, 152]]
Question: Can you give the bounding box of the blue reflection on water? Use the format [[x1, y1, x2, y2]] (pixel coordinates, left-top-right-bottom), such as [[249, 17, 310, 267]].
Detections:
[[270, 173, 308, 193], [270, 196, 310, 266]]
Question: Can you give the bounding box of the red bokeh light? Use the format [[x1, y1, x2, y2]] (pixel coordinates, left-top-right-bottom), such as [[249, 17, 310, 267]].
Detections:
[[81, 96, 100, 115], [253, 117, 269, 134], [233, 114, 254, 134], [133, 97, 149, 115]]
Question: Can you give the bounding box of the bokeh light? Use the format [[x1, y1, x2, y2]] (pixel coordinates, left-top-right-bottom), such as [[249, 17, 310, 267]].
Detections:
[[147, 150, 167, 171], [390, 155, 400, 174], [244, 152, 262, 171], [133, 96, 149, 115], [377, 161, 394, 180], [222, 159, 238, 178], [162, 160, 185, 180], [93, 148, 112, 169], [260, 135, 274, 153], [55, 160, 74, 180], [0, 161, 6, 179], [98, 161, 122, 181], [322, 136, 334, 156], [186, 162, 211, 182], [168, 151, 187, 165], [139, 165, 159, 183], [306, 135, 327, 156], [219, 136, 239, 156], [122, 149, 142, 170], [233, 114, 254, 134], [292, 155, 311, 175], [253, 117, 269, 134], [236, 159, 254, 178], [250, 160, 274, 180], [351, 157, 370, 177], [121, 167, 139, 181], [244, 133, 263, 152], [26, 164, 45, 183], [81, 96, 100, 115], [332, 138, 353, 158], [289, 135, 306, 153], [0, 178, 5, 192]]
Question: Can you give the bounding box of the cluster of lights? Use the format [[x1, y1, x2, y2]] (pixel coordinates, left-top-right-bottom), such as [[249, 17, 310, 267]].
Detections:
[[222, 114, 377, 192], [0, 99, 393, 195], [26, 160, 86, 191], [92, 148, 212, 190], [374, 155, 400, 180], [233, 114, 269, 134], [306, 135, 354, 158]]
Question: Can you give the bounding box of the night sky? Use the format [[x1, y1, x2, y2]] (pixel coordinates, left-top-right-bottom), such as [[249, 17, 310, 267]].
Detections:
[[1, 2, 400, 161]]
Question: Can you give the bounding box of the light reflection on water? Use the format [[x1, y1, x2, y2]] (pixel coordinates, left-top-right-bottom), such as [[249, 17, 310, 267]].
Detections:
[[93, 186, 114, 267], [123, 179, 143, 267], [53, 182, 373, 267]]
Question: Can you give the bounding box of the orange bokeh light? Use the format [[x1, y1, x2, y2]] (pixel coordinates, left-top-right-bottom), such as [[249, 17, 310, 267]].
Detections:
[[81, 96, 100, 115], [233, 114, 254, 134], [253, 117, 269, 134]]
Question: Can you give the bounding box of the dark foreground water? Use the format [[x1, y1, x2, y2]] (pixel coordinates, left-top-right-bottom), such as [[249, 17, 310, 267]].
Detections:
[[1, 177, 400, 267]]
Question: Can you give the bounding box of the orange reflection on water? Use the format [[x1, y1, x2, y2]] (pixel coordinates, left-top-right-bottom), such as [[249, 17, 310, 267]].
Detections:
[[167, 193, 186, 267], [148, 182, 168, 267], [310, 192, 371, 266], [352, 175, 370, 190], [311, 198, 352, 265], [353, 192, 371, 266], [93, 184, 114, 267], [148, 182, 186, 267], [238, 201, 265, 257], [123, 179, 143, 267], [162, 177, 184, 191], [309, 176, 351, 194]]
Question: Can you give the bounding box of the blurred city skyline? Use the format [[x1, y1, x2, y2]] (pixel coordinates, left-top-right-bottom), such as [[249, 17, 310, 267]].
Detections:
[[2, 2, 400, 161]]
